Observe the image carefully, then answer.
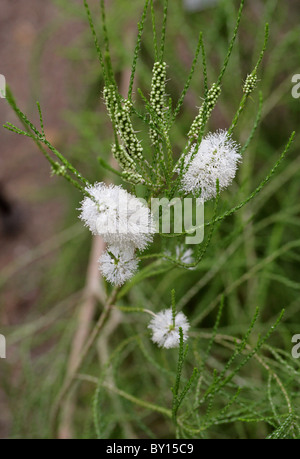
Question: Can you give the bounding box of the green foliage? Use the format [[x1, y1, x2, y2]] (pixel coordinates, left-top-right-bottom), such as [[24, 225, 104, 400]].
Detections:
[[2, 0, 300, 440]]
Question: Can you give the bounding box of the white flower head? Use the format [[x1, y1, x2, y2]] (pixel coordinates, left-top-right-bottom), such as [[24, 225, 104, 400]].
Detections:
[[164, 244, 195, 270], [99, 245, 138, 286], [175, 244, 194, 266], [180, 130, 241, 201], [79, 182, 155, 251], [148, 308, 190, 349]]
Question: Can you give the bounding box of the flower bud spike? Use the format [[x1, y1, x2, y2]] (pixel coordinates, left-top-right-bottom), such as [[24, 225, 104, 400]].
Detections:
[[150, 61, 167, 145], [243, 73, 258, 96], [188, 83, 221, 141]]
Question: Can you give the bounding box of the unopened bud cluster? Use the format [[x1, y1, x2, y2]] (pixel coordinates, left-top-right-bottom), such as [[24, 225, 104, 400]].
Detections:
[[114, 100, 143, 160], [51, 162, 67, 177], [122, 169, 144, 184], [103, 86, 143, 161], [150, 61, 167, 144], [188, 83, 221, 140], [112, 143, 134, 170], [103, 85, 118, 121], [111, 144, 143, 184], [104, 86, 144, 184], [243, 73, 257, 95]]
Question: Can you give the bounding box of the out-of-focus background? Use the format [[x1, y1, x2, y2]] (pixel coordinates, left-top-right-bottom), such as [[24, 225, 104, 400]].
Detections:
[[0, 0, 300, 439]]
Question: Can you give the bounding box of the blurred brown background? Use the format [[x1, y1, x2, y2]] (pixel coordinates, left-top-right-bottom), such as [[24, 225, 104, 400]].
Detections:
[[0, 1, 83, 323]]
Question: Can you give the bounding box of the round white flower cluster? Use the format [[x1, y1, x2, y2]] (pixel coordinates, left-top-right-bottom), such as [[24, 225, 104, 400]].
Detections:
[[164, 244, 195, 270], [148, 308, 190, 349], [180, 130, 241, 201], [79, 182, 155, 286], [99, 245, 139, 287]]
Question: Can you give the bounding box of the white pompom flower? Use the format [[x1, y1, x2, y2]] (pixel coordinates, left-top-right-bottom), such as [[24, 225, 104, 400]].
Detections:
[[99, 245, 138, 286], [164, 244, 195, 270], [148, 308, 190, 349], [175, 244, 194, 266], [79, 182, 155, 251], [180, 130, 241, 201]]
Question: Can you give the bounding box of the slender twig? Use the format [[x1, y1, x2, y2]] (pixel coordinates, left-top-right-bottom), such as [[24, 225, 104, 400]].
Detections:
[[51, 286, 119, 436], [57, 236, 106, 438]]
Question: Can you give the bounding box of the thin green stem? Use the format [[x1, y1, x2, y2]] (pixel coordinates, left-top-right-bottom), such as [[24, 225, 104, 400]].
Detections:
[[160, 0, 168, 61], [170, 32, 203, 125], [128, 0, 150, 100], [83, 0, 107, 82], [100, 0, 115, 82], [217, 0, 245, 85], [150, 0, 158, 61]]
